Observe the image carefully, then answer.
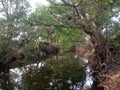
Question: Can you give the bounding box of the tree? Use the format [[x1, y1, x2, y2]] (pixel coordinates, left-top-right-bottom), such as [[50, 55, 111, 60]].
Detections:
[[21, 55, 86, 90], [29, 0, 120, 89], [28, 4, 87, 52], [0, 0, 30, 89], [0, 0, 31, 50]]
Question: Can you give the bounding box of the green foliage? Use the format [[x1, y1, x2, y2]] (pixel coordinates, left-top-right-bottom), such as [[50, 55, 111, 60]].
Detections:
[[52, 58, 86, 82], [22, 66, 53, 90], [0, 0, 31, 49], [1, 0, 120, 89], [29, 4, 87, 49], [21, 55, 86, 90], [113, 41, 120, 47], [0, 74, 14, 90], [0, 0, 31, 65]]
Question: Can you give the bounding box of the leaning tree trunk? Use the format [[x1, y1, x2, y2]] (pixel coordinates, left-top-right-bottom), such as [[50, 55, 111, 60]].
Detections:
[[86, 29, 120, 90]]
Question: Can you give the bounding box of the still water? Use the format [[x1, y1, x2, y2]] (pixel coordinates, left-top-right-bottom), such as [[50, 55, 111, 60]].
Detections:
[[0, 57, 93, 90]]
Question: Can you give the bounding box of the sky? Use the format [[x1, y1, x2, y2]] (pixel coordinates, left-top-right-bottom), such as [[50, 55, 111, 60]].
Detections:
[[29, 0, 49, 9], [0, 0, 49, 18]]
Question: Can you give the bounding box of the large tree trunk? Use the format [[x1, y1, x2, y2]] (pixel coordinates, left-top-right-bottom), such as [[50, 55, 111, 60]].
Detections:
[[87, 30, 120, 90]]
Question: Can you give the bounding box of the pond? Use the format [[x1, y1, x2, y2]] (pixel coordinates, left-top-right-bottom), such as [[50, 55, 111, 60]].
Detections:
[[0, 55, 93, 90]]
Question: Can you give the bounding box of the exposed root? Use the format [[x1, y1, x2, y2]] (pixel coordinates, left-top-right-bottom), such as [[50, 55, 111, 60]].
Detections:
[[89, 41, 120, 90]]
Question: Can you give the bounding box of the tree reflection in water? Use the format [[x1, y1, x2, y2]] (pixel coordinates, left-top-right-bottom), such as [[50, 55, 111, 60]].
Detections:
[[0, 73, 14, 90], [0, 55, 90, 90]]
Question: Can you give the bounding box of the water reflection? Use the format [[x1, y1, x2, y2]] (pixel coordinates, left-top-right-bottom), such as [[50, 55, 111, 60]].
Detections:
[[74, 56, 93, 90], [0, 71, 14, 90], [0, 56, 93, 90], [83, 66, 93, 90]]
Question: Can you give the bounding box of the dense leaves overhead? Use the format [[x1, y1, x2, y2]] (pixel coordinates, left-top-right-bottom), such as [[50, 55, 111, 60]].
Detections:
[[0, 0, 120, 90]]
